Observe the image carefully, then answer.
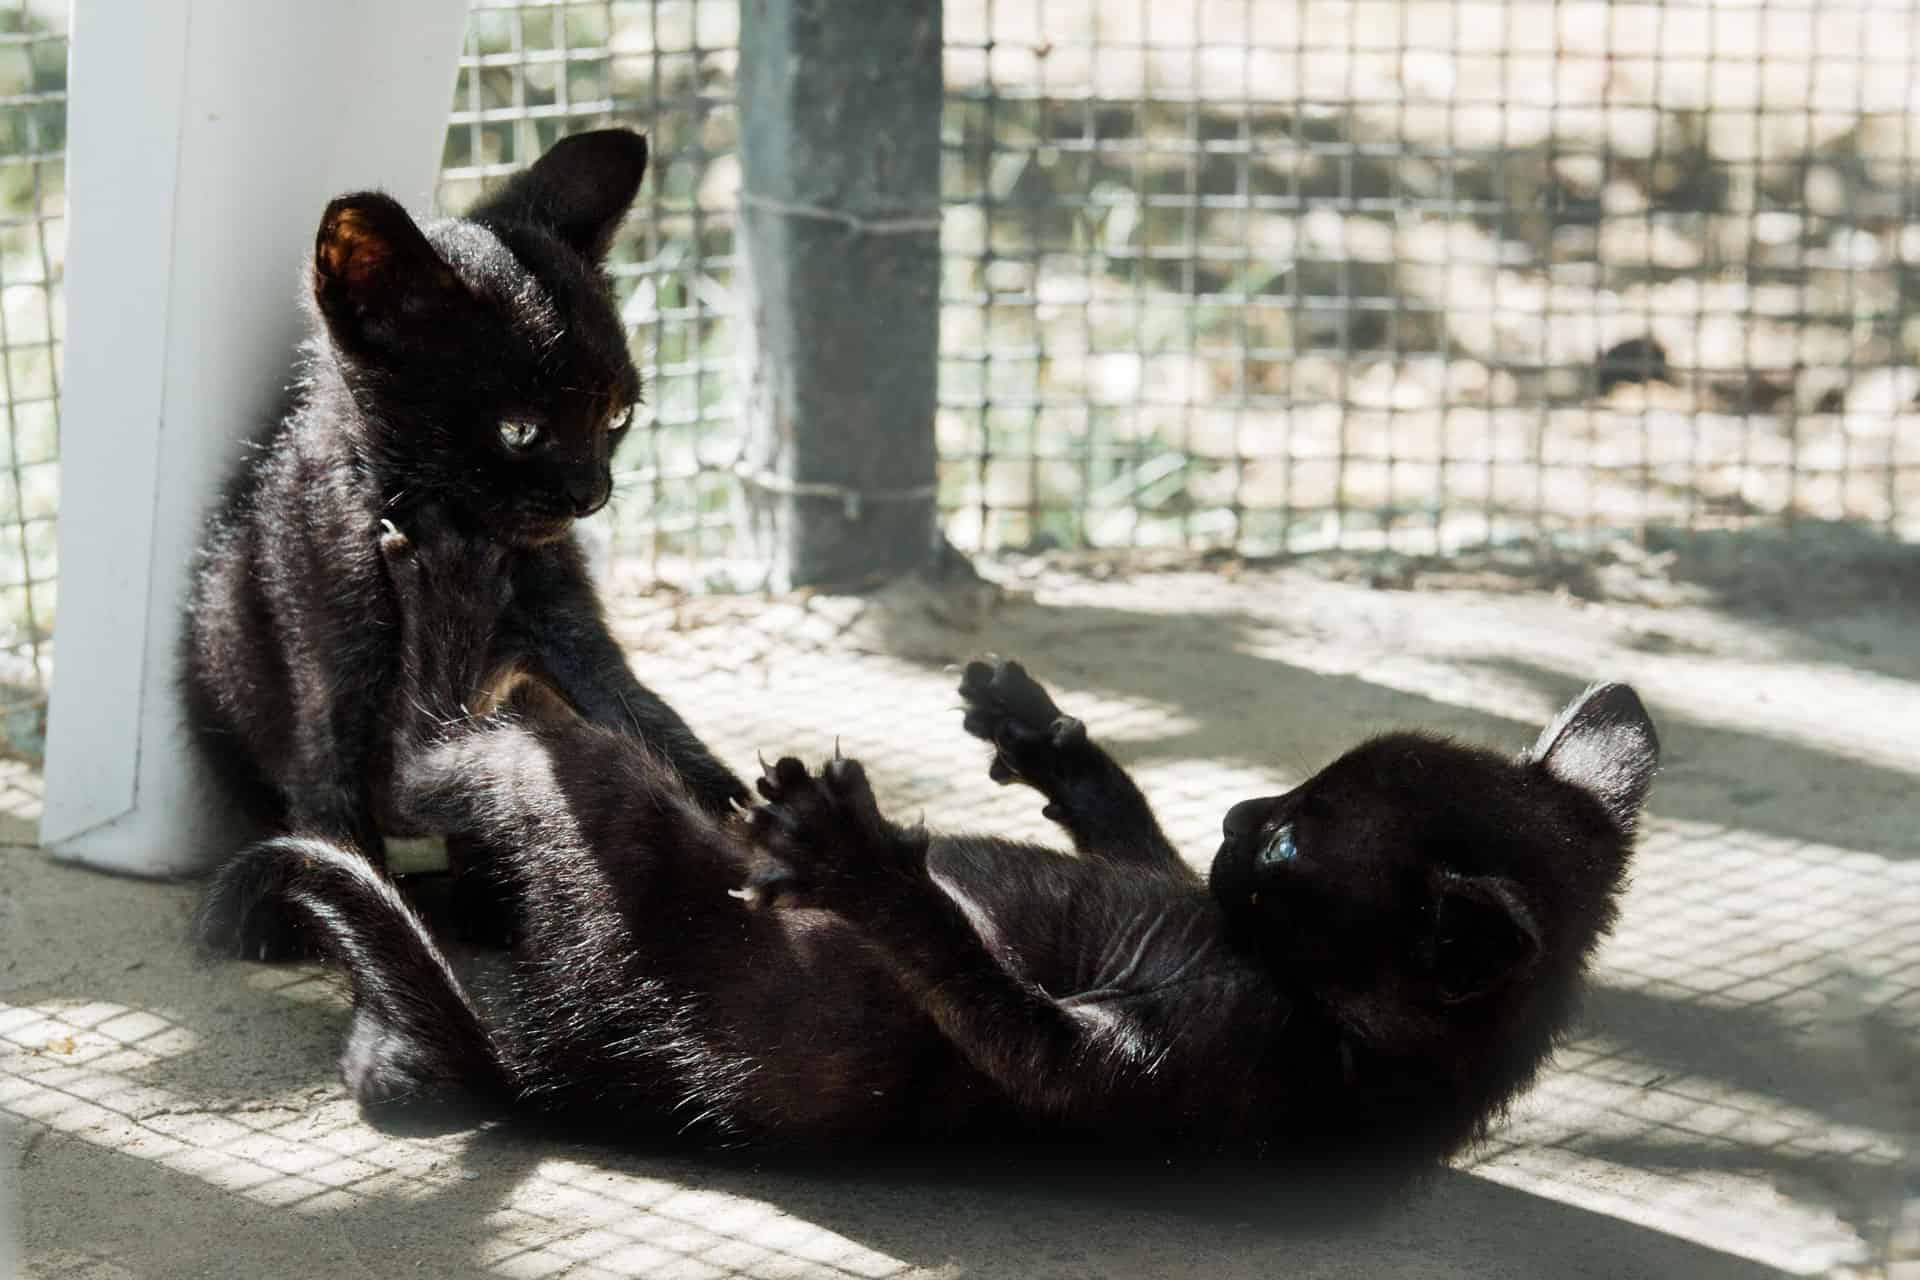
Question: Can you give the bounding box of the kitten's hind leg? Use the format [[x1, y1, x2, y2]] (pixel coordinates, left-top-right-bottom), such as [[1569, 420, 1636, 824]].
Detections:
[[958, 658, 1190, 878]]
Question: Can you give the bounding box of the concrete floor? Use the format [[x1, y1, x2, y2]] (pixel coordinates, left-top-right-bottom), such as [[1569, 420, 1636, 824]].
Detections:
[[4, 533, 1917, 1278]]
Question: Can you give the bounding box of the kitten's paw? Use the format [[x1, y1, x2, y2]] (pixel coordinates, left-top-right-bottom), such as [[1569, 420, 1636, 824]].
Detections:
[[377, 506, 511, 613], [749, 751, 891, 848], [737, 751, 925, 904], [378, 506, 514, 723], [957, 657, 1087, 788]]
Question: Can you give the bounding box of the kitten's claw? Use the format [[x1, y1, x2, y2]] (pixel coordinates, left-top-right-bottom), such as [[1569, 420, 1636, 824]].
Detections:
[[728, 851, 799, 909], [376, 518, 412, 564], [754, 755, 811, 803], [727, 795, 750, 817]]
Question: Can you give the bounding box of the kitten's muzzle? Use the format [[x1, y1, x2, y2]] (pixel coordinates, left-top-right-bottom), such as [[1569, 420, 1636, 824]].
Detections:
[[1222, 794, 1285, 840], [1212, 792, 1290, 905], [563, 470, 613, 517], [1213, 790, 1312, 896]]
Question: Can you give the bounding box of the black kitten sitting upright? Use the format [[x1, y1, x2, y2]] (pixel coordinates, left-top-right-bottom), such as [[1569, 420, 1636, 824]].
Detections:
[[224, 512, 1659, 1166], [183, 130, 745, 959]]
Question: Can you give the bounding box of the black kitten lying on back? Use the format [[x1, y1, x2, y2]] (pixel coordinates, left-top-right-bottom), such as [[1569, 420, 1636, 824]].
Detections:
[[183, 130, 746, 958], [222, 514, 1657, 1163]]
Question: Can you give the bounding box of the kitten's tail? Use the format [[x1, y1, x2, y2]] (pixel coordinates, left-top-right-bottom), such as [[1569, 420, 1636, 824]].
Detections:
[[207, 836, 517, 1121]]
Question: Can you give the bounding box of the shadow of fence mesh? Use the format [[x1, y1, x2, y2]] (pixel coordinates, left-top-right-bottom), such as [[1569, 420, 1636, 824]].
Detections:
[[2, 0, 1917, 740]]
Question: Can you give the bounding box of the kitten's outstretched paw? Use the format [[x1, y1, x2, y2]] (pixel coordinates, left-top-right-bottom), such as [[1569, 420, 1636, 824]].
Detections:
[[750, 751, 893, 850], [736, 752, 925, 905], [958, 657, 1088, 790]]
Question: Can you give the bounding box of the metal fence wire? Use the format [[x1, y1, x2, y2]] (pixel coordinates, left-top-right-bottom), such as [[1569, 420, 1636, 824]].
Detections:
[[451, 0, 1920, 575], [441, 0, 746, 583], [937, 0, 1920, 557], [0, 0, 62, 755], [4, 0, 1920, 741]]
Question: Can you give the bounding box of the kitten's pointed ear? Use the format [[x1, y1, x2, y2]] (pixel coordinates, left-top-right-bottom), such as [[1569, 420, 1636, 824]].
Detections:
[[1528, 682, 1659, 832], [467, 129, 648, 262], [313, 194, 459, 349], [1431, 875, 1541, 1003]]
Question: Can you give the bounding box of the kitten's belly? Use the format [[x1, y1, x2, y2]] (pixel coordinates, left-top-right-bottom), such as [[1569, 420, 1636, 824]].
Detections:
[[924, 835, 1220, 997], [678, 903, 984, 1138]]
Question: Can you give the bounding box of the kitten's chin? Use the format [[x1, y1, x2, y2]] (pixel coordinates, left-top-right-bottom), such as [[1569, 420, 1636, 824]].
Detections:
[[500, 516, 576, 548]]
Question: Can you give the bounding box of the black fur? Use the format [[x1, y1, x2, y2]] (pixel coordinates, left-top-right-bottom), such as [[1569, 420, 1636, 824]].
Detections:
[[182, 130, 747, 960], [234, 515, 1657, 1162]]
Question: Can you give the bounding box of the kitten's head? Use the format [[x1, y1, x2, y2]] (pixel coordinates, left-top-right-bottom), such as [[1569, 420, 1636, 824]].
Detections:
[[309, 130, 648, 547], [1209, 684, 1658, 1143]]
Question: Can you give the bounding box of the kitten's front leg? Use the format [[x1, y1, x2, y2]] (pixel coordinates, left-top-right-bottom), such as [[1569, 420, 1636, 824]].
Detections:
[[958, 659, 1189, 878], [377, 514, 514, 749], [372, 513, 522, 835], [742, 755, 1172, 1127], [228, 581, 393, 960], [280, 592, 395, 866], [508, 545, 748, 817]]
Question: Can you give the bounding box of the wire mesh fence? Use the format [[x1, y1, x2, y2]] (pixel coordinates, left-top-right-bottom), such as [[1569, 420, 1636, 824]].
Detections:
[[938, 0, 1920, 557], [439, 0, 747, 583], [3, 0, 1920, 747], [0, 0, 62, 753], [446, 0, 1920, 573]]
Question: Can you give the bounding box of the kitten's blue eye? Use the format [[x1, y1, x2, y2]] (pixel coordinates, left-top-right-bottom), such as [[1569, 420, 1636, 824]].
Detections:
[[1256, 823, 1298, 870], [498, 420, 542, 451]]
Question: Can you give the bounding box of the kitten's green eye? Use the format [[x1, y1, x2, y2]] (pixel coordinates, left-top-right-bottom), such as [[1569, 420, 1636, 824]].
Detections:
[[498, 420, 542, 451]]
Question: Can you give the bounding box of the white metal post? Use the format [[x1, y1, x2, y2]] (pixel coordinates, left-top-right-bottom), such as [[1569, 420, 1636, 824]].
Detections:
[[41, 0, 471, 875]]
